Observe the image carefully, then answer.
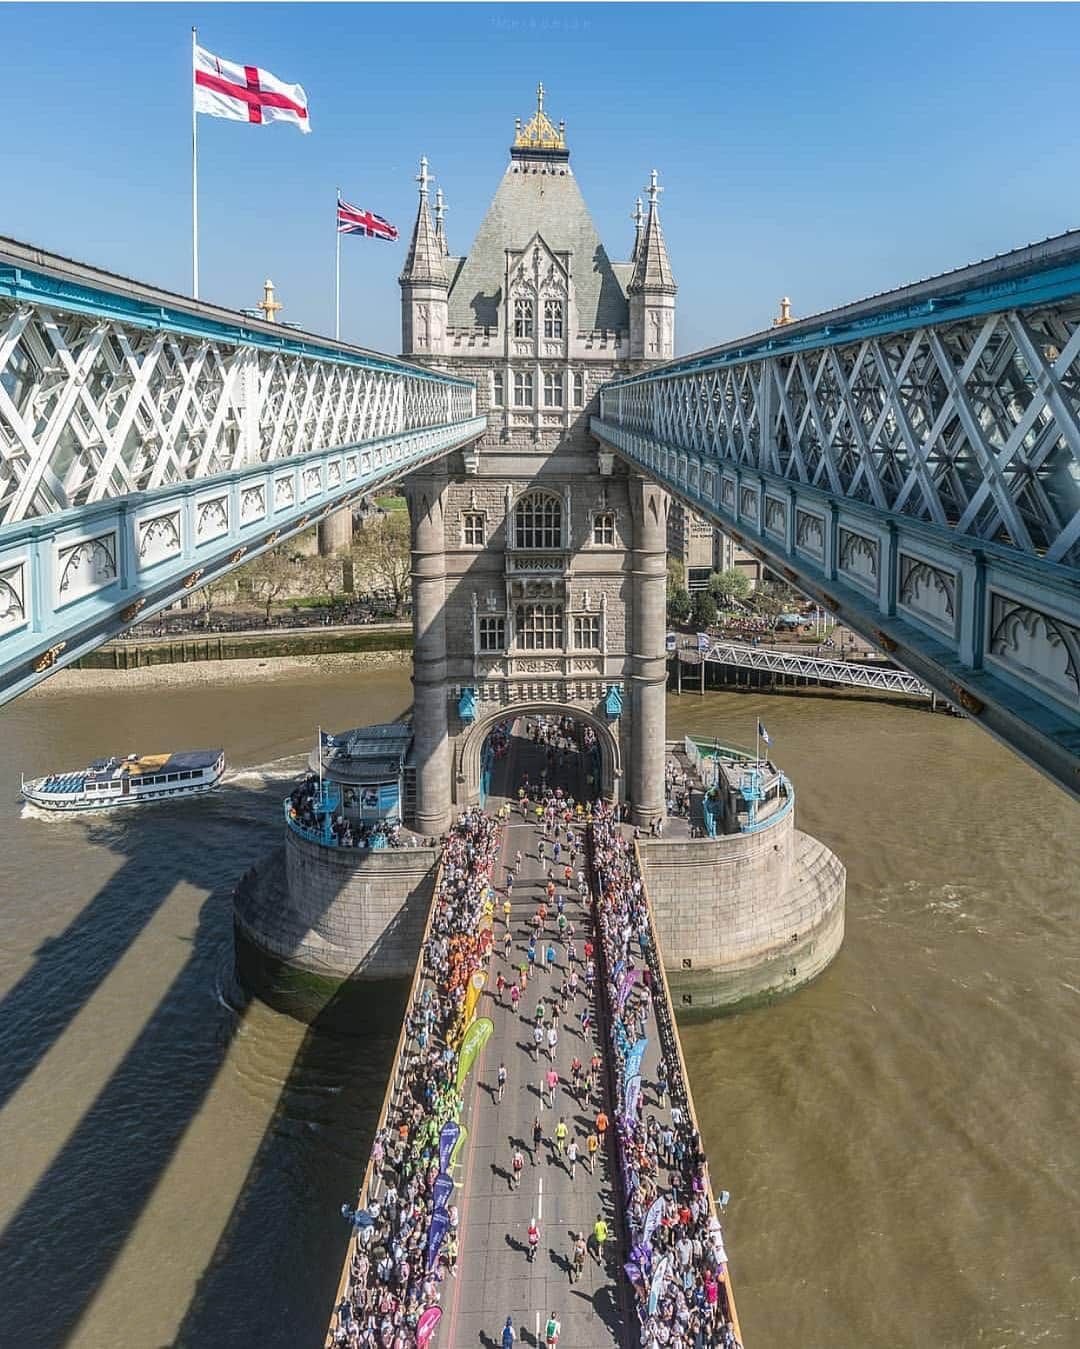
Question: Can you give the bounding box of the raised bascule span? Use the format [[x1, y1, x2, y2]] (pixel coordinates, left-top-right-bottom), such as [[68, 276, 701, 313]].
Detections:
[[592, 231, 1080, 799], [0, 238, 483, 703]]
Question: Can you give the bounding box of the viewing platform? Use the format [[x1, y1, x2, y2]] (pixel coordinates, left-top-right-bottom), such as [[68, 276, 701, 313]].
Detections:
[[325, 719, 742, 1348]]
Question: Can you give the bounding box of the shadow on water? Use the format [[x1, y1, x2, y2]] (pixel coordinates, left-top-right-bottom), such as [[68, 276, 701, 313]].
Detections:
[[0, 779, 410, 1347]]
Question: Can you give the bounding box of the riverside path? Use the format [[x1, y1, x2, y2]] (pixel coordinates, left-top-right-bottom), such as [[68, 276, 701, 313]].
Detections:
[[327, 715, 741, 1348]]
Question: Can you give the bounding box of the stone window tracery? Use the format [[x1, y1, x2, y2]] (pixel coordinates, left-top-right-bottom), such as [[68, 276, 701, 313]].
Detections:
[[513, 370, 534, 407], [574, 614, 601, 649], [492, 371, 504, 407], [592, 512, 615, 546], [477, 616, 505, 652], [515, 602, 563, 650], [514, 299, 534, 338], [514, 491, 563, 549], [573, 371, 585, 407], [462, 512, 485, 547], [543, 371, 564, 407], [544, 300, 564, 339]]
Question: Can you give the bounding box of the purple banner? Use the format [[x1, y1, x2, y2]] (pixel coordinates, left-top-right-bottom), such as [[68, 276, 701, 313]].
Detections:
[[438, 1121, 460, 1175], [616, 967, 637, 1013], [432, 1171, 454, 1214], [426, 1207, 450, 1271]]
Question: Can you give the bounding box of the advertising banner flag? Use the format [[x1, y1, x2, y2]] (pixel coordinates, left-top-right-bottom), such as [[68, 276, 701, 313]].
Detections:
[[416, 1307, 442, 1348], [432, 1171, 454, 1213], [642, 1195, 666, 1248], [624, 1037, 649, 1085], [455, 1016, 493, 1090], [438, 1121, 460, 1175], [624, 1072, 642, 1121], [617, 967, 637, 1013], [450, 1123, 467, 1170], [463, 970, 486, 1027], [425, 1208, 450, 1271], [648, 1252, 673, 1315]]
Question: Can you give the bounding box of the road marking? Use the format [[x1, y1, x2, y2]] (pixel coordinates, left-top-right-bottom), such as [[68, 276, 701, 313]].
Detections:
[[535, 1311, 540, 1344], [538, 1172, 543, 1221]]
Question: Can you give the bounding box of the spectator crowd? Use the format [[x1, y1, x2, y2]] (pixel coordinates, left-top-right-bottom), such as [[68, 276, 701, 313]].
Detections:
[[330, 808, 501, 1347], [590, 803, 742, 1349]]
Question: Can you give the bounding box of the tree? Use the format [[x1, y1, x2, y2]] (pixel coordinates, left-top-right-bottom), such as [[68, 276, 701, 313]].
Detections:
[[353, 511, 411, 616], [666, 557, 686, 604], [309, 552, 343, 608], [691, 591, 718, 629], [708, 568, 752, 603], [750, 580, 791, 623], [242, 546, 294, 624], [667, 586, 692, 624]]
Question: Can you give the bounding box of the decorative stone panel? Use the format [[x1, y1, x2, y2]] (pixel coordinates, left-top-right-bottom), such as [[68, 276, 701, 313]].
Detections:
[[57, 531, 117, 605], [988, 593, 1079, 706], [138, 510, 182, 567], [0, 559, 27, 634], [898, 552, 958, 636], [837, 526, 879, 596], [794, 508, 825, 562]]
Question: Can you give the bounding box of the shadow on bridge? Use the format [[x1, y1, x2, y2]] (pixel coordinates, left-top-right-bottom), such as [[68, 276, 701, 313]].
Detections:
[[0, 777, 409, 1347]]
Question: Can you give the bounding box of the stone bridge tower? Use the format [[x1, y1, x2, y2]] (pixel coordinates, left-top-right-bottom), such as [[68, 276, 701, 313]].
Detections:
[[399, 86, 677, 835]]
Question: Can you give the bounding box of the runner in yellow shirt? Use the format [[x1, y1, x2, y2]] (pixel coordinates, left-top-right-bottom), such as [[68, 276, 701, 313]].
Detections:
[[554, 1117, 568, 1155], [592, 1214, 608, 1264]]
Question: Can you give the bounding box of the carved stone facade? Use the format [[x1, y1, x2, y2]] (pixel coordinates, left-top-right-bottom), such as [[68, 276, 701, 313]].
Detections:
[[398, 89, 677, 831]]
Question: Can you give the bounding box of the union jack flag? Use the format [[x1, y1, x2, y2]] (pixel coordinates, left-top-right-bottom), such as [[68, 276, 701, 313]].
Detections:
[[337, 197, 398, 241]]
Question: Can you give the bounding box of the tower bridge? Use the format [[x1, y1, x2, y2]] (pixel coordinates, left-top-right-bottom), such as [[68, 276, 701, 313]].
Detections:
[[4, 82, 1076, 1348]]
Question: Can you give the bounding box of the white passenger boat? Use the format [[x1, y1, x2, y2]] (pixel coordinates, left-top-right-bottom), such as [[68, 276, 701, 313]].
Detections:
[[21, 749, 226, 812]]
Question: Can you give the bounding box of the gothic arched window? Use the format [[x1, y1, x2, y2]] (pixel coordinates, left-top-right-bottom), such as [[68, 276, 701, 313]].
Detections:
[[514, 491, 563, 550]]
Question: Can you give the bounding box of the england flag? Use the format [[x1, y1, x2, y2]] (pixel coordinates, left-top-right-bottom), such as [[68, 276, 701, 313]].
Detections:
[[194, 44, 310, 133]]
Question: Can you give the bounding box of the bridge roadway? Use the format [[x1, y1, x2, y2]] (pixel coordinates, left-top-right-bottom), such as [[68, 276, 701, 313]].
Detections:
[[327, 719, 740, 1348], [440, 729, 628, 1348]]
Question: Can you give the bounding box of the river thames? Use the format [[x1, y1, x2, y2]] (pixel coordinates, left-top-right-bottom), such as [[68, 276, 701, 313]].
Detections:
[[1, 662, 1077, 1347]]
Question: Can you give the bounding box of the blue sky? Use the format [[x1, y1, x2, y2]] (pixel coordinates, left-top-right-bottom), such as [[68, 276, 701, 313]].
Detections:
[[3, 3, 1078, 355]]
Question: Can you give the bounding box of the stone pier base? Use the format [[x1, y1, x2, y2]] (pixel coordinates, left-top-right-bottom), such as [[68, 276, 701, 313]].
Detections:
[[639, 809, 846, 1014], [233, 831, 438, 1022]]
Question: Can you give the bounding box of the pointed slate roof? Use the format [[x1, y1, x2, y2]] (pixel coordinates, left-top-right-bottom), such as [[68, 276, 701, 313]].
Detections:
[[447, 162, 629, 332], [400, 158, 447, 288], [629, 172, 677, 296]]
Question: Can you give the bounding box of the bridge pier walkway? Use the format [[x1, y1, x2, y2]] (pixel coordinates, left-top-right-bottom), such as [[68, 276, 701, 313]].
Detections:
[[443, 719, 630, 1348]]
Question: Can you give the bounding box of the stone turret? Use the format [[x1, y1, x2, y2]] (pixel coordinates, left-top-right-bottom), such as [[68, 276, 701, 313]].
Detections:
[[400, 157, 448, 357], [628, 169, 677, 361]]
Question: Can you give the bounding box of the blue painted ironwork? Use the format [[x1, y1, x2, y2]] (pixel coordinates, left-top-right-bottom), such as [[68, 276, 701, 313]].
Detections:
[[595, 231, 1080, 800], [458, 687, 477, 723], [604, 684, 623, 718], [0, 237, 483, 703]]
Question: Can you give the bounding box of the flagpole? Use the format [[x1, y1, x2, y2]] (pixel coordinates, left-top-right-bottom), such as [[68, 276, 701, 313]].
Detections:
[[191, 26, 199, 299], [334, 187, 341, 341]]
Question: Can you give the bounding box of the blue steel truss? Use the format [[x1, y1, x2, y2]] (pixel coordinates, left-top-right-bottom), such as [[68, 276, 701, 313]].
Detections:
[[595, 232, 1080, 800], [0, 238, 481, 701]]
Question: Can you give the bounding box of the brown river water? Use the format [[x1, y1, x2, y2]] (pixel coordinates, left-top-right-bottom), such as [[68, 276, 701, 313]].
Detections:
[[0, 664, 1077, 1347]]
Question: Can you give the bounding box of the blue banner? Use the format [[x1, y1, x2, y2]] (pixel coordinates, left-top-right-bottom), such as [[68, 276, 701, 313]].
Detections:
[[624, 1036, 649, 1085], [426, 1207, 450, 1271], [438, 1121, 460, 1175], [432, 1171, 454, 1214]]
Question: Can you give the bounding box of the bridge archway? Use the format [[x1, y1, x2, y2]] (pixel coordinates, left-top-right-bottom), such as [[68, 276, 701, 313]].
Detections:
[[455, 703, 622, 807]]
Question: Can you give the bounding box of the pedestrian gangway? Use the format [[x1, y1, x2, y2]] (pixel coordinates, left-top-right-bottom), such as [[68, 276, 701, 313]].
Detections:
[[0, 238, 482, 702], [693, 640, 931, 697], [593, 231, 1080, 800]]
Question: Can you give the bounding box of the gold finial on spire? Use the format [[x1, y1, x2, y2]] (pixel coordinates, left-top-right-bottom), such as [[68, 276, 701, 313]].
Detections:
[[513, 81, 567, 151], [772, 296, 794, 327], [257, 278, 282, 323]]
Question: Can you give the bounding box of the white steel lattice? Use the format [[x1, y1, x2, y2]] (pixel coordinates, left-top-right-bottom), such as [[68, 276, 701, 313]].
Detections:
[[0, 300, 473, 525], [603, 305, 1080, 568], [697, 641, 930, 696]]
